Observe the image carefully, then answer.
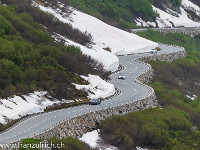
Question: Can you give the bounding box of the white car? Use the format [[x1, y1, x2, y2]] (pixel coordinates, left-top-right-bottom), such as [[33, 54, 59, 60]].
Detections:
[[150, 49, 157, 54], [118, 73, 125, 80], [116, 50, 126, 56]]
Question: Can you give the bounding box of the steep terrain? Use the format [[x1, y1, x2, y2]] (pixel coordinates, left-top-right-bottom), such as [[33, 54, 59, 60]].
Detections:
[[65, 0, 200, 28], [134, 0, 200, 27]]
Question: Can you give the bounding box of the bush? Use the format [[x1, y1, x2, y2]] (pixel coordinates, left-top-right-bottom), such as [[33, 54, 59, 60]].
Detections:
[[137, 29, 200, 52], [100, 108, 191, 149]]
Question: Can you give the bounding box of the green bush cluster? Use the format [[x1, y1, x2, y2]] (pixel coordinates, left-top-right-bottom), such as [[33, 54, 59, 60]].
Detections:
[[0, 3, 108, 99], [154, 0, 182, 8], [101, 108, 191, 149], [1, 0, 93, 46], [69, 0, 156, 29], [169, 0, 182, 8], [137, 29, 200, 52]]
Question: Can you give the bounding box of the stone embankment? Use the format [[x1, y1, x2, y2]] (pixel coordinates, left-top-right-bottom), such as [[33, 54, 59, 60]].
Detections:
[[139, 48, 187, 62], [33, 46, 186, 140], [35, 93, 157, 139]]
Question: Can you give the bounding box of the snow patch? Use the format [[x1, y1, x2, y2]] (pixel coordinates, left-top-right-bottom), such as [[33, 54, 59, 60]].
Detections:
[[182, 0, 200, 16], [80, 130, 117, 150], [136, 147, 148, 150], [74, 74, 115, 99], [80, 130, 99, 148], [0, 91, 74, 124], [153, 0, 200, 27], [186, 94, 197, 100], [153, 6, 200, 27], [135, 18, 157, 27]]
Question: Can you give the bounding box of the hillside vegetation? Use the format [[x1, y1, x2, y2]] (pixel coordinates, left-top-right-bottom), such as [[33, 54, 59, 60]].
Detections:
[[137, 29, 200, 52], [100, 31, 200, 149], [101, 108, 192, 150], [68, 0, 182, 29], [153, 0, 182, 11], [1, 0, 93, 46], [138, 29, 200, 124], [69, 0, 156, 29], [0, 3, 107, 100]]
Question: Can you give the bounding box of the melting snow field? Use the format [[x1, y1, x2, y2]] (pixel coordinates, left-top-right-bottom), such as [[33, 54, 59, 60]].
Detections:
[[0, 91, 74, 124], [182, 0, 200, 16], [80, 130, 118, 150], [33, 1, 158, 72], [135, 0, 200, 28], [153, 0, 200, 27], [74, 74, 115, 99], [153, 6, 200, 27]]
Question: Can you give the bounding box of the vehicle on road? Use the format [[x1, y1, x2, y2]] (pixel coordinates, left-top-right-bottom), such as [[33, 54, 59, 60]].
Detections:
[[89, 98, 101, 105], [150, 49, 157, 54], [116, 50, 126, 56], [118, 73, 125, 80]]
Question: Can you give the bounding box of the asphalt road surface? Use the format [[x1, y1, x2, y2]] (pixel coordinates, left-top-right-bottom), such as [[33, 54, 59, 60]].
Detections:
[[131, 27, 200, 33], [0, 44, 184, 144]]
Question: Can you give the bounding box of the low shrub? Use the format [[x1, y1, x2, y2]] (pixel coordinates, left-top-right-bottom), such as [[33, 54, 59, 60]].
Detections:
[[100, 108, 191, 149]]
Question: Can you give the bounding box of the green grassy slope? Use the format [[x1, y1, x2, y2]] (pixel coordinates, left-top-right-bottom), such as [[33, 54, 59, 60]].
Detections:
[[68, 0, 182, 29], [69, 0, 156, 29]]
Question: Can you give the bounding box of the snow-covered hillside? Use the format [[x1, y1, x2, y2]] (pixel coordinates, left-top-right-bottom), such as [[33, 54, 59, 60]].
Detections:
[[136, 0, 200, 28], [0, 92, 75, 124], [33, 1, 158, 72]]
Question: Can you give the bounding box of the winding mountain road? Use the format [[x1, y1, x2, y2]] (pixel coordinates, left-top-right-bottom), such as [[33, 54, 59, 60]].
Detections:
[[0, 44, 184, 144]]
